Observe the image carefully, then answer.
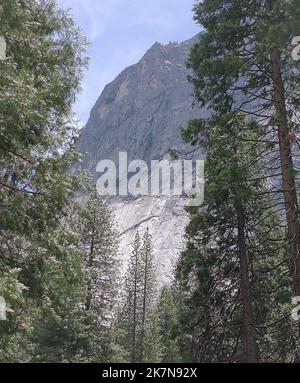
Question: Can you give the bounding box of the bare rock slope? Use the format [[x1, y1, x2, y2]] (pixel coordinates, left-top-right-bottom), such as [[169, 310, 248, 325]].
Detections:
[[77, 34, 206, 285]]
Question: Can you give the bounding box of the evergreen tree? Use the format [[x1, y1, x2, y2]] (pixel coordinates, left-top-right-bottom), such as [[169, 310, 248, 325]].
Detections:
[[121, 232, 143, 362], [143, 308, 164, 363], [187, 0, 300, 345], [176, 113, 291, 362], [140, 229, 157, 361], [0, 0, 88, 361], [118, 230, 157, 363], [152, 286, 182, 363], [0, 0, 87, 237], [74, 191, 120, 363], [28, 192, 120, 363], [28, 226, 88, 363]]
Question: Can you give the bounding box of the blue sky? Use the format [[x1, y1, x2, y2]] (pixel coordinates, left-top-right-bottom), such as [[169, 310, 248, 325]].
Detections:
[[57, 0, 200, 124]]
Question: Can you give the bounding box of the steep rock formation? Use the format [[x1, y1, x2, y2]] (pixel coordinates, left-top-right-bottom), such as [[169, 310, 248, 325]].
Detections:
[[76, 34, 206, 285]]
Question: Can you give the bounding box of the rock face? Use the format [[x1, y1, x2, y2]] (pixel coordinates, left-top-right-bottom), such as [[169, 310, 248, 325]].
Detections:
[[76, 34, 206, 286], [112, 196, 190, 285]]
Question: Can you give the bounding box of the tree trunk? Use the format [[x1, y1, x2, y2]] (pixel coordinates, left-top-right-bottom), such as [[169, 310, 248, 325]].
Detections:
[[266, 4, 300, 353], [269, 46, 300, 300], [131, 252, 139, 363], [85, 226, 95, 312], [140, 250, 149, 362], [236, 206, 259, 363]]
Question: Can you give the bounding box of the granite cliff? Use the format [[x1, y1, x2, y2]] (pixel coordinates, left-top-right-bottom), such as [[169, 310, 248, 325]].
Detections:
[[76, 34, 206, 285]]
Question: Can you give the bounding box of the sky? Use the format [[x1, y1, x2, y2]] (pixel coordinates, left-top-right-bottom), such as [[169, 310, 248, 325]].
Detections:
[[57, 0, 200, 125]]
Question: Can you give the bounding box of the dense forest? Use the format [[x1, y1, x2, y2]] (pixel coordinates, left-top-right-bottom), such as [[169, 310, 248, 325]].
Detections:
[[1, 0, 300, 363]]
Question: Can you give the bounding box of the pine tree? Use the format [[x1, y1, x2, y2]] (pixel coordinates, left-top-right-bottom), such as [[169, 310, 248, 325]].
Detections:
[[120, 232, 143, 362], [152, 286, 182, 363], [118, 230, 157, 363], [28, 226, 88, 363], [176, 113, 291, 362], [187, 0, 300, 346], [0, 0, 88, 237], [74, 191, 120, 363], [28, 192, 120, 363], [143, 308, 164, 363], [0, 0, 88, 361], [139, 229, 157, 361]]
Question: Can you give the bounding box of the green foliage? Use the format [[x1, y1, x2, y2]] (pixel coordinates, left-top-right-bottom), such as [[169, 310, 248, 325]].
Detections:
[[2, 0, 299, 364], [172, 0, 300, 363], [175, 113, 292, 362], [0, 0, 91, 362], [115, 230, 160, 363], [0, 0, 88, 237], [153, 287, 182, 363], [74, 191, 120, 363], [188, 0, 300, 117], [29, 230, 89, 363]]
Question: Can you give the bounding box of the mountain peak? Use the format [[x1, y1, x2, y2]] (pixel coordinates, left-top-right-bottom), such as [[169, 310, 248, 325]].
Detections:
[[76, 33, 206, 175], [142, 34, 201, 62]]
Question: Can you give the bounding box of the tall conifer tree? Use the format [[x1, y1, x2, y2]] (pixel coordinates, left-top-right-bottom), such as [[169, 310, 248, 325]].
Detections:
[[187, 1, 300, 337]]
